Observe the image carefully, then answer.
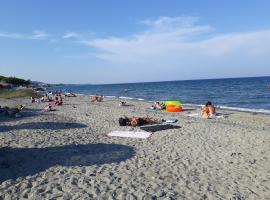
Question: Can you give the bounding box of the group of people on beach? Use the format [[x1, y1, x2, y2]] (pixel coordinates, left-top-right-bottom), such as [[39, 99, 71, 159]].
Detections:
[[118, 101, 217, 127], [1, 87, 217, 127], [30, 93, 65, 112], [42, 94, 64, 112], [31, 94, 53, 103]]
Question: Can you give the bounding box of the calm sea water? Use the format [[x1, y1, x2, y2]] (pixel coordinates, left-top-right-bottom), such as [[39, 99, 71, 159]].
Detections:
[[51, 76, 270, 113]]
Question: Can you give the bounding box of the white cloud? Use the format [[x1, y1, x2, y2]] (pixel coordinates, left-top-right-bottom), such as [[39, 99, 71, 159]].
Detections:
[[32, 30, 49, 39], [1, 16, 269, 83], [80, 16, 215, 65], [62, 32, 81, 39], [0, 32, 25, 39], [79, 16, 270, 81], [142, 16, 200, 30], [0, 30, 49, 40]]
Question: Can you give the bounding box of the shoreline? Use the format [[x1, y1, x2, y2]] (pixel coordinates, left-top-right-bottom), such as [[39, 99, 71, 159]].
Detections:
[[89, 94, 270, 115]]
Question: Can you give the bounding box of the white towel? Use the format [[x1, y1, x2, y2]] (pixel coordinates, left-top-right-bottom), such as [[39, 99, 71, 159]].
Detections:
[[108, 131, 152, 138]]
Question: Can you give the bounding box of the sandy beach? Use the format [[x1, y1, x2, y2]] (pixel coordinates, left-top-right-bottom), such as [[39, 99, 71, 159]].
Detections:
[[0, 96, 269, 199]]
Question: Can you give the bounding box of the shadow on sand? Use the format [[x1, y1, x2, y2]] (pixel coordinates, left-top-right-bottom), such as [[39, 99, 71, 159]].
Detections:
[[0, 122, 87, 132], [0, 143, 135, 182], [182, 108, 197, 112], [0, 108, 42, 122]]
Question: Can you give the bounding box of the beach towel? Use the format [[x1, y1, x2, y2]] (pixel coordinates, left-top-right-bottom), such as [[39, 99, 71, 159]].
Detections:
[[140, 124, 181, 132], [107, 131, 152, 138], [186, 113, 225, 119], [186, 113, 201, 118]]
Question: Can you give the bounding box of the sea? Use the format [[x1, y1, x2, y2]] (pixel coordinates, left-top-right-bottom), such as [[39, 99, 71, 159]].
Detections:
[[50, 76, 270, 114]]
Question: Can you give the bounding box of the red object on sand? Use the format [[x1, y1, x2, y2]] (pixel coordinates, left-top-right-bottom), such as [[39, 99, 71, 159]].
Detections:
[[166, 105, 183, 112]]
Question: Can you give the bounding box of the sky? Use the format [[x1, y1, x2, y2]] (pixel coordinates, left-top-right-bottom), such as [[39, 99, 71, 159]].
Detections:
[[1, 0, 270, 84]]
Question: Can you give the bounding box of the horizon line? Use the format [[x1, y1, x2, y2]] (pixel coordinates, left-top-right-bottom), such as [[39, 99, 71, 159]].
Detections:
[[49, 75, 270, 86]]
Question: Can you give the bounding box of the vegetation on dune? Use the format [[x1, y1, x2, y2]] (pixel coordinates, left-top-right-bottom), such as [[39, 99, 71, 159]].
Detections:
[[0, 88, 40, 99], [0, 75, 31, 86]]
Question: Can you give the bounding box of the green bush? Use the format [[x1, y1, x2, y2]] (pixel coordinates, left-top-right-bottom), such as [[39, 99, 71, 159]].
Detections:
[[0, 88, 40, 99], [0, 75, 31, 86]]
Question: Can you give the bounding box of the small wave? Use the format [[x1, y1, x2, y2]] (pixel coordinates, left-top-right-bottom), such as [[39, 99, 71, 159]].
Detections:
[[180, 103, 270, 114], [217, 105, 270, 114], [119, 96, 135, 100], [119, 96, 145, 101], [105, 95, 117, 98]]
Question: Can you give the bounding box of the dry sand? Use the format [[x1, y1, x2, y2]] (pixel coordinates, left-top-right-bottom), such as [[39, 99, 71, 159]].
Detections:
[[0, 96, 269, 199]]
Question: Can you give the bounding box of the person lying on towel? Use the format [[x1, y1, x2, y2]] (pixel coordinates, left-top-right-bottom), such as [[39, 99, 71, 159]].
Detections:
[[90, 95, 104, 102], [43, 104, 56, 112], [119, 116, 164, 127], [0, 104, 25, 117], [55, 96, 63, 106], [149, 101, 165, 110]]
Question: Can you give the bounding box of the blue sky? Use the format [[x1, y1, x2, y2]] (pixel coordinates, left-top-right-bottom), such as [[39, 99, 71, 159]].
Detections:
[[1, 0, 270, 84]]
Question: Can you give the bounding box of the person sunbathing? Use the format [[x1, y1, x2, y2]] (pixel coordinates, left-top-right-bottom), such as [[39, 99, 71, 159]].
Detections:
[[65, 92, 77, 97], [0, 105, 8, 116], [31, 96, 44, 103], [1, 104, 25, 117], [150, 101, 165, 110], [43, 94, 49, 102], [43, 104, 56, 112], [119, 116, 164, 127], [90, 95, 98, 102], [97, 95, 104, 102], [90, 95, 104, 102], [55, 97, 63, 106], [44, 94, 53, 102], [202, 101, 216, 119]]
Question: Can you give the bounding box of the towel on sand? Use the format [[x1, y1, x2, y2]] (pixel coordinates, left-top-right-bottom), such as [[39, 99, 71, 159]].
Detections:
[[107, 131, 152, 138], [140, 124, 181, 132], [186, 113, 225, 119]]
